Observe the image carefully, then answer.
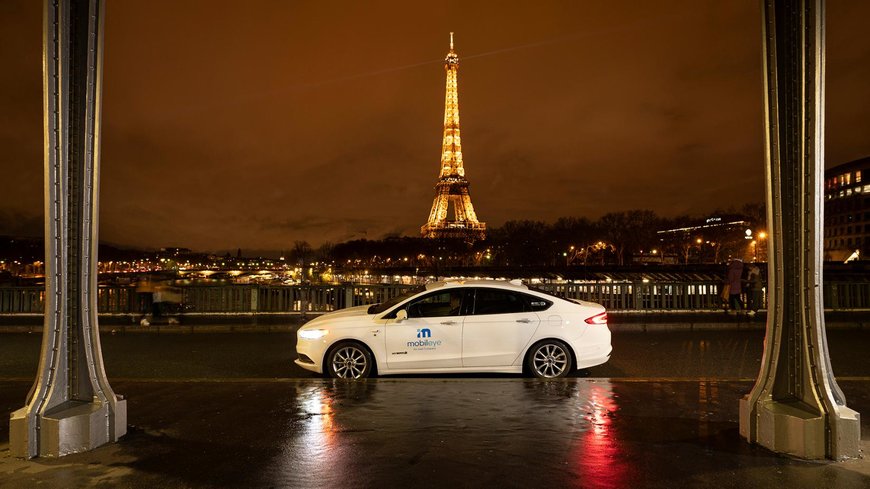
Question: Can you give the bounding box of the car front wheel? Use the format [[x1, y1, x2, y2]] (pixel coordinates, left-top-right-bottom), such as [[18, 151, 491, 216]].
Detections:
[[527, 340, 573, 379], [326, 341, 373, 379]]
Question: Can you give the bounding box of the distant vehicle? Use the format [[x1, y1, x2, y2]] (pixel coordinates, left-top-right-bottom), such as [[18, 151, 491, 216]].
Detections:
[[295, 280, 611, 379]]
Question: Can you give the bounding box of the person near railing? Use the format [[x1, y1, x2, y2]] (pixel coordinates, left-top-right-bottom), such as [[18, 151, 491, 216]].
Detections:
[[746, 265, 763, 315], [725, 258, 745, 313]]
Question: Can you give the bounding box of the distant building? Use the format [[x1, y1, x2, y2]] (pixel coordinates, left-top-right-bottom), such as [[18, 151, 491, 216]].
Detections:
[[824, 157, 870, 261], [159, 247, 192, 256], [656, 215, 759, 263]]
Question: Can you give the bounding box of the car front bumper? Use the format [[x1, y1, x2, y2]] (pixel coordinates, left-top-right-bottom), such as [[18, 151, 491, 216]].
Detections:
[[296, 337, 329, 374], [294, 357, 323, 374]]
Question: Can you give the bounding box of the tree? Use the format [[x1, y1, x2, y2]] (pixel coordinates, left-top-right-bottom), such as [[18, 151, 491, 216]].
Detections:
[[489, 220, 550, 266], [598, 210, 661, 265], [289, 241, 313, 268], [315, 242, 335, 264]]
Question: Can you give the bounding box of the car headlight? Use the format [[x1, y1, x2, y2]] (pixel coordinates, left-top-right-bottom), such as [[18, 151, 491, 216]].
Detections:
[[299, 329, 329, 340]]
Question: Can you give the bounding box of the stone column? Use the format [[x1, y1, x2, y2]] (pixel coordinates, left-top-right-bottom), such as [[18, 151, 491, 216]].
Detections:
[[10, 0, 126, 458], [739, 0, 860, 460]]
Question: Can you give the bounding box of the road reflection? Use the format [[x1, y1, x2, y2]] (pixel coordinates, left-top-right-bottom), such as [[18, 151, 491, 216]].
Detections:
[[301, 384, 336, 450], [270, 379, 630, 487], [572, 381, 626, 489], [276, 384, 341, 486]]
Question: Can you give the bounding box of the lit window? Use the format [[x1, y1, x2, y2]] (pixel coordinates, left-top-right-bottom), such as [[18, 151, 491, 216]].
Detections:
[[845, 173, 852, 185], [857, 170, 863, 183]]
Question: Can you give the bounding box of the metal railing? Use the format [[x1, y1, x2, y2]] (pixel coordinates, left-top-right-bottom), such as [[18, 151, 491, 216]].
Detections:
[[0, 281, 867, 315]]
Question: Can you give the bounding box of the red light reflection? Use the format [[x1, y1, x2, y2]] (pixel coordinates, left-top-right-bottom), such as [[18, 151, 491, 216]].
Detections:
[[571, 382, 627, 489]]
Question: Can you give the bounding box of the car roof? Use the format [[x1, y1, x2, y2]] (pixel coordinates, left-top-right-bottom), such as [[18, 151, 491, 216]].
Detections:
[[424, 279, 528, 292]]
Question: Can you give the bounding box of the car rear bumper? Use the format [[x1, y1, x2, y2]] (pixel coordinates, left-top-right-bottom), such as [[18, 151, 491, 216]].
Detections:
[[576, 353, 611, 370], [574, 343, 612, 370]]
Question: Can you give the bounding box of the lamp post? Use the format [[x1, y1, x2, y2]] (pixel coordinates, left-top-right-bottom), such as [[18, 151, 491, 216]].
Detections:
[[758, 231, 768, 262]]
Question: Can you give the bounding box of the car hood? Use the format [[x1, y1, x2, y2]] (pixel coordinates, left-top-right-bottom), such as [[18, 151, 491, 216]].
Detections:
[[303, 305, 374, 327]]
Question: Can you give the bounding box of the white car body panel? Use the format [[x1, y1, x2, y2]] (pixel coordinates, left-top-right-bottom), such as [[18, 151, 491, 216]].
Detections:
[[295, 280, 611, 376], [385, 314, 462, 369], [461, 310, 540, 367]]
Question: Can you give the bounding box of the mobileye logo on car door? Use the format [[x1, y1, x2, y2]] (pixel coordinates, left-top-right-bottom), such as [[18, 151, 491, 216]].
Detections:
[[408, 328, 441, 349]]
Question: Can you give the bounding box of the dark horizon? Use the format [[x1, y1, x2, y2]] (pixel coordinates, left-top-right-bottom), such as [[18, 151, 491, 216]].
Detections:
[[1, 1, 869, 251]]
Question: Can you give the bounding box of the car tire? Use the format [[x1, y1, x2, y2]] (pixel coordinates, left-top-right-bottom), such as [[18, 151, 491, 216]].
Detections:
[[326, 341, 373, 379], [526, 340, 573, 379]]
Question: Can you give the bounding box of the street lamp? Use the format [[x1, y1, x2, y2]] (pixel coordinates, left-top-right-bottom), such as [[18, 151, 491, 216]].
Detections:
[[756, 231, 768, 261]]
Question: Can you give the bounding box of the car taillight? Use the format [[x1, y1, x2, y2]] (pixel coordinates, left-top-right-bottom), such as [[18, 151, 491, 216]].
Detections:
[[584, 312, 608, 325]]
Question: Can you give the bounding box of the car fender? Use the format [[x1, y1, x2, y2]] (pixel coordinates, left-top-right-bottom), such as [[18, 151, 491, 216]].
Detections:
[[515, 334, 579, 368], [321, 331, 386, 368]]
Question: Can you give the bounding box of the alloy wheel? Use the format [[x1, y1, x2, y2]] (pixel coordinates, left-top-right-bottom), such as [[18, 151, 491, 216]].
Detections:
[[331, 345, 368, 379], [532, 343, 569, 378]]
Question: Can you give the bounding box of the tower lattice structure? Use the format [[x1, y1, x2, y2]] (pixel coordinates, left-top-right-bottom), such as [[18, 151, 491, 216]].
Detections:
[[421, 33, 486, 241]]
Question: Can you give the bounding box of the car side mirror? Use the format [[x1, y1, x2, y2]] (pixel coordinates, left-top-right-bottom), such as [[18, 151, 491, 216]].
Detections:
[[396, 309, 408, 322]]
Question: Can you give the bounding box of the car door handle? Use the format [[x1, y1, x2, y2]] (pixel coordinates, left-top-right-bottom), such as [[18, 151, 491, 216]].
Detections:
[[516, 318, 532, 323], [440, 320, 458, 325]]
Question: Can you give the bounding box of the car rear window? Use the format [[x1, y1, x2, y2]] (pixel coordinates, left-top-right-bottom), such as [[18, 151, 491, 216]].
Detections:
[[471, 288, 552, 315]]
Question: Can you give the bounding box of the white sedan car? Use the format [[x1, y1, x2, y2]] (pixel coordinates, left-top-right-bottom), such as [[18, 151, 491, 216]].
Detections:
[[295, 280, 611, 379]]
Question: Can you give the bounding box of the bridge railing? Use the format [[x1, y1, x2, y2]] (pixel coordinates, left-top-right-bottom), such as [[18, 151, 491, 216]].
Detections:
[[0, 281, 867, 315], [540, 282, 728, 310]]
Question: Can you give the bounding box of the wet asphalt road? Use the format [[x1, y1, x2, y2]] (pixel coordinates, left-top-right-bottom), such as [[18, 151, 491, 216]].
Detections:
[[1, 329, 870, 381], [1, 379, 868, 489], [2, 330, 870, 488]]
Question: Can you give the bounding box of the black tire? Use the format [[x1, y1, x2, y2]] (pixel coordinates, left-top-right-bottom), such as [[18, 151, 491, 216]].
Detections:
[[326, 341, 373, 379], [526, 340, 573, 379]]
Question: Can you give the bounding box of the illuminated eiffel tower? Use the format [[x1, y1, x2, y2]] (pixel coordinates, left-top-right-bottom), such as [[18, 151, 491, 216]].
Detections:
[[421, 33, 486, 241]]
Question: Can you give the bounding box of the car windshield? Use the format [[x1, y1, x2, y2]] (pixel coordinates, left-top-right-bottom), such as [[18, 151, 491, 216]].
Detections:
[[366, 286, 426, 314]]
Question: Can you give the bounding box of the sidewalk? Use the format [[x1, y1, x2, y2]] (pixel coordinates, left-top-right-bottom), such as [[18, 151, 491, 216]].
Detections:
[[1, 378, 868, 488]]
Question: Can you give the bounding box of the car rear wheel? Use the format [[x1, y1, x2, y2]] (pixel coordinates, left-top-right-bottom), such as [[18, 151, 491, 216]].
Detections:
[[327, 342, 373, 379], [527, 340, 573, 379]]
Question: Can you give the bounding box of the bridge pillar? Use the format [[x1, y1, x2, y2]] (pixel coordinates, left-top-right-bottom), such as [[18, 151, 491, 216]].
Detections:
[[9, 0, 126, 458], [739, 0, 859, 460]]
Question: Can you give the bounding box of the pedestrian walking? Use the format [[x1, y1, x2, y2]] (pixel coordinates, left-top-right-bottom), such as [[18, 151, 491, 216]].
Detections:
[[726, 258, 745, 313]]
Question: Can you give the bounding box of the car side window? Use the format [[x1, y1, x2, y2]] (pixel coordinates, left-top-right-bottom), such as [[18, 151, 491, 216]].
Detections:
[[522, 293, 552, 312], [405, 290, 465, 318], [472, 288, 528, 315]]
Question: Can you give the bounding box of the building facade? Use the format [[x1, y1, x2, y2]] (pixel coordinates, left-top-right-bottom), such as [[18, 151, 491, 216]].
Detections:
[[824, 157, 870, 261]]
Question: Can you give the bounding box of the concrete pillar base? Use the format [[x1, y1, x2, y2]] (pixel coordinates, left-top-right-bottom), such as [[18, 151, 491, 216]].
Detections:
[[740, 395, 860, 460], [9, 398, 126, 458]]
